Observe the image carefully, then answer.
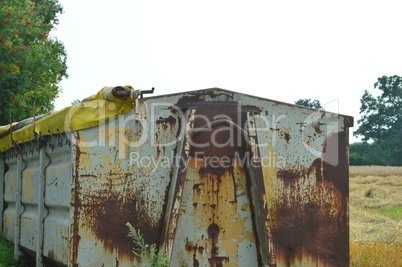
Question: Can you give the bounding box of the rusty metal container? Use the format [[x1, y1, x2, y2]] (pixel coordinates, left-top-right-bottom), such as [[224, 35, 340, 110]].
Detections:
[[0, 88, 353, 266]]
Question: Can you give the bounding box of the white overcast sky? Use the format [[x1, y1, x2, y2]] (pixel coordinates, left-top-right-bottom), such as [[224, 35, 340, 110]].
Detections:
[[52, 0, 402, 143]]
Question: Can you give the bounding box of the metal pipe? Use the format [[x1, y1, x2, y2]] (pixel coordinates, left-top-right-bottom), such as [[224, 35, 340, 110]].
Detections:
[[111, 86, 155, 99], [140, 87, 155, 98]]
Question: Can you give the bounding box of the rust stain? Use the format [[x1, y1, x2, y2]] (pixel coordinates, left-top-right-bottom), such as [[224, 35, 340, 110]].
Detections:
[[80, 174, 97, 178], [72, 135, 165, 265], [156, 116, 176, 130], [207, 224, 229, 267], [189, 104, 244, 157], [193, 254, 200, 267], [284, 132, 290, 143], [313, 123, 324, 134], [273, 131, 349, 267], [208, 224, 219, 257], [78, 177, 163, 261], [188, 156, 255, 266], [207, 223, 229, 267], [276, 169, 300, 180], [185, 241, 205, 254], [71, 133, 82, 267], [193, 183, 204, 190], [175, 90, 231, 108], [280, 128, 291, 144]]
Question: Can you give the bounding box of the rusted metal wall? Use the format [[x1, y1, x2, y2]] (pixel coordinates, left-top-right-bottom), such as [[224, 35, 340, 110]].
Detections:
[[0, 88, 352, 266], [69, 103, 180, 266]]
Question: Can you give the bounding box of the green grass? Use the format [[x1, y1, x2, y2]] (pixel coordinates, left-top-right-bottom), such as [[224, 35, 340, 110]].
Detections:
[[0, 234, 24, 267], [376, 206, 402, 220], [355, 205, 402, 221]]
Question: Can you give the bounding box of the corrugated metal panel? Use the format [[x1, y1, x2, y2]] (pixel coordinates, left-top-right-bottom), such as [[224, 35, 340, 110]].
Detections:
[[2, 136, 72, 266], [0, 88, 352, 266], [43, 141, 72, 265]]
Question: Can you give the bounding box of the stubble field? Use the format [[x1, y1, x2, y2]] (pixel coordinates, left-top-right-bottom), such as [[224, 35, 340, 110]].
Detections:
[[349, 166, 402, 266]]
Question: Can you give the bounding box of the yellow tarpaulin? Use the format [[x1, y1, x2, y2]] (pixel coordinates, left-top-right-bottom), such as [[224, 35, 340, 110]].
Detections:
[[0, 86, 138, 151]]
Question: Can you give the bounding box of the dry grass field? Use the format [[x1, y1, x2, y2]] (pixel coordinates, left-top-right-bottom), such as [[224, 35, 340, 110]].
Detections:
[[349, 166, 402, 267]]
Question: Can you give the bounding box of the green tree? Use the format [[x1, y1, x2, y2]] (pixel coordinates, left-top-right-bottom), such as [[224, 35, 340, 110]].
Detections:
[[354, 76, 402, 166], [294, 98, 323, 110], [0, 0, 67, 125], [349, 142, 392, 166]]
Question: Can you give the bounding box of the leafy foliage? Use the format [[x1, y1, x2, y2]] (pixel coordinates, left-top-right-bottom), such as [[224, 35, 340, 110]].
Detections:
[[294, 98, 323, 110], [126, 222, 170, 267], [354, 76, 402, 166], [349, 142, 394, 166], [0, 0, 67, 125]]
